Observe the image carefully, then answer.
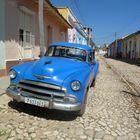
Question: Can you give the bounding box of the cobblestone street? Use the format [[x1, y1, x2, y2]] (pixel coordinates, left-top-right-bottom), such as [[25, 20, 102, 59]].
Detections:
[[103, 58, 140, 95], [0, 57, 140, 140]]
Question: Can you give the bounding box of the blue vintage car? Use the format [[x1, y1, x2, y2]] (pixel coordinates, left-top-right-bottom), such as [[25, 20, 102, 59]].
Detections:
[[6, 42, 99, 116]]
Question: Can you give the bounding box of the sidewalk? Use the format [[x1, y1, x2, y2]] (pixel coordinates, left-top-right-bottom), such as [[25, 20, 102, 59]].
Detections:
[[0, 76, 10, 109], [0, 76, 10, 95]]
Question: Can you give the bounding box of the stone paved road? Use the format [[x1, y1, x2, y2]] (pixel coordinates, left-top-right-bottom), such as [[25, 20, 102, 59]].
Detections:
[[0, 76, 9, 95], [0, 57, 139, 140], [104, 58, 140, 94]]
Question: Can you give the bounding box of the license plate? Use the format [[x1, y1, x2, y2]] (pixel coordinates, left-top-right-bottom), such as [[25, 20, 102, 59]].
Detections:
[[24, 97, 45, 107]]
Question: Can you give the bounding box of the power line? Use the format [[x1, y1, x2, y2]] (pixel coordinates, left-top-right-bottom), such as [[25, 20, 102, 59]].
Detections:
[[93, 34, 115, 46], [52, 0, 75, 21], [73, 0, 86, 25], [94, 33, 114, 39], [95, 14, 140, 41], [116, 14, 140, 35]]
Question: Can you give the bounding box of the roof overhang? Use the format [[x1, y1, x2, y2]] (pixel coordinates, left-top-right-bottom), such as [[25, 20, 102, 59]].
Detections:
[[122, 30, 140, 40], [35, 0, 72, 28], [57, 6, 88, 38]]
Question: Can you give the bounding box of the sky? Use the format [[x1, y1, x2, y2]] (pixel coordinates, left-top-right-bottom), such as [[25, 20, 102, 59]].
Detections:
[[51, 0, 140, 46]]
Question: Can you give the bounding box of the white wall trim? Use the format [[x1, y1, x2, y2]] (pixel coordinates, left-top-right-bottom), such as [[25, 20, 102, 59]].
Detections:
[[6, 59, 21, 61]]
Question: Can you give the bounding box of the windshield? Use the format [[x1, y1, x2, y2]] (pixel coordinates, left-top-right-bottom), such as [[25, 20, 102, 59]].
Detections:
[[45, 46, 87, 61]]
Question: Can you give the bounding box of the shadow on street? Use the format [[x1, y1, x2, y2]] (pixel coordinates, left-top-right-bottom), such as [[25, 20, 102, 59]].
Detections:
[[8, 100, 78, 121], [121, 90, 140, 97], [105, 56, 140, 67]]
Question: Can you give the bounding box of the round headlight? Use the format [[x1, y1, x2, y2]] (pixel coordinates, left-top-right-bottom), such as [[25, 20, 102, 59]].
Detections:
[[9, 70, 16, 79], [71, 81, 80, 91]]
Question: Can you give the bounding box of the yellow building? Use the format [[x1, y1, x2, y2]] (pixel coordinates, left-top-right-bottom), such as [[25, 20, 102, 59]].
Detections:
[[58, 7, 88, 45], [58, 8, 69, 21]]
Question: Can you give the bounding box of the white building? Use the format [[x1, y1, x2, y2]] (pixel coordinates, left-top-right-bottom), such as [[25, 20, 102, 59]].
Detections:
[[58, 7, 88, 45]]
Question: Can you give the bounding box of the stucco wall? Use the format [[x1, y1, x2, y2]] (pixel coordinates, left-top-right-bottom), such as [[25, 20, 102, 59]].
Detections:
[[44, 14, 68, 50], [122, 34, 140, 59], [5, 0, 40, 60], [3, 0, 71, 62], [122, 41, 127, 58], [68, 28, 76, 43], [5, 0, 19, 42], [0, 0, 6, 69], [5, 0, 68, 59], [0, 41, 6, 69], [136, 34, 140, 58], [58, 8, 87, 45]]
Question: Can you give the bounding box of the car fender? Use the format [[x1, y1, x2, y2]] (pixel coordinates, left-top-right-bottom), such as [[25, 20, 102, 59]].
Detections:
[[62, 68, 91, 102], [9, 61, 35, 84]]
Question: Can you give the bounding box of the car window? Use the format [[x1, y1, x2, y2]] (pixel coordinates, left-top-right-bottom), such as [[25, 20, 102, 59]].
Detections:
[[46, 47, 54, 56], [88, 51, 93, 63], [93, 50, 95, 60], [45, 46, 87, 61]]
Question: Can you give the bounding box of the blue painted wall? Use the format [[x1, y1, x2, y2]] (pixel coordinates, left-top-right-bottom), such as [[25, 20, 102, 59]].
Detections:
[[117, 40, 122, 58]]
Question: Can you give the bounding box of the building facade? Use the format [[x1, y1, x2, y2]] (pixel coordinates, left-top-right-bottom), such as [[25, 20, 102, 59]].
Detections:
[[107, 39, 123, 58], [107, 30, 140, 60], [58, 7, 88, 45], [116, 39, 122, 58], [0, 0, 71, 75], [107, 41, 116, 58], [122, 31, 140, 59]]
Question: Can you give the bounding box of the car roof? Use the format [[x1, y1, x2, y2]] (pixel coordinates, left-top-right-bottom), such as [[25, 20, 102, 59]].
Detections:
[[49, 42, 92, 51]]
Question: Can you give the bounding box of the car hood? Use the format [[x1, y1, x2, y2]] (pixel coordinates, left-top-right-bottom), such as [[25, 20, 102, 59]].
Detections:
[[23, 57, 88, 86]]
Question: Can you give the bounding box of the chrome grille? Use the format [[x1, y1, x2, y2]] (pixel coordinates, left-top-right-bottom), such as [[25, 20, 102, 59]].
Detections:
[[17, 80, 65, 102]]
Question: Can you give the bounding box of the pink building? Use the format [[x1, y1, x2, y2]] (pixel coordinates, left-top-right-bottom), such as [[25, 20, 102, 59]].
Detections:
[[0, 0, 71, 76]]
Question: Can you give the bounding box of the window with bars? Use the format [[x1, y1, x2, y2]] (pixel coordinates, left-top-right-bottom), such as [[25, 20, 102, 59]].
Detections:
[[19, 10, 33, 46]]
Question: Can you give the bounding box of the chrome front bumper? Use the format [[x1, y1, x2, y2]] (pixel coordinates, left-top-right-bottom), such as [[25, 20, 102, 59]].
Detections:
[[6, 87, 82, 111]]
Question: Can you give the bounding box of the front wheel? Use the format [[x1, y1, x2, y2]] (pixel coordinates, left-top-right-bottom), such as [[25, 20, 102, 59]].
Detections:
[[77, 91, 88, 116]]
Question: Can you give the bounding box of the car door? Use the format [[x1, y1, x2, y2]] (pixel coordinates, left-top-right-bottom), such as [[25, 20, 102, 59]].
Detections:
[[88, 51, 94, 85], [91, 50, 99, 77]]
